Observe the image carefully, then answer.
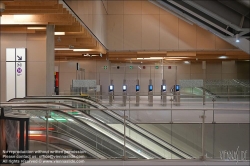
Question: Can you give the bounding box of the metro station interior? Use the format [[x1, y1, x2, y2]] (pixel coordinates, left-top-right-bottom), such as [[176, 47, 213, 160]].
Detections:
[[0, 0, 249, 166]]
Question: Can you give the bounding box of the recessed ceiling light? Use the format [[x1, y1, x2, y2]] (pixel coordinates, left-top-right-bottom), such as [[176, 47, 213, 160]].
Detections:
[[219, 56, 227, 59], [184, 61, 190, 64], [83, 54, 90, 57]]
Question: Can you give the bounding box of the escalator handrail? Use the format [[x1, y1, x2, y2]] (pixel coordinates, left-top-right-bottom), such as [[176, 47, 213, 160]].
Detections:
[[9, 103, 160, 159], [10, 97, 192, 159]]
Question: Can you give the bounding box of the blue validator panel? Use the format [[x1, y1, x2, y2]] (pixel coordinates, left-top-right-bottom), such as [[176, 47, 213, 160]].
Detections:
[[175, 85, 180, 91], [136, 85, 140, 91], [149, 85, 153, 91]]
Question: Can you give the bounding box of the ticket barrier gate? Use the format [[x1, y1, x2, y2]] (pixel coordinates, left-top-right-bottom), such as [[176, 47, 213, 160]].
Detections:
[[109, 85, 114, 105], [122, 85, 127, 106], [148, 85, 153, 106], [136, 85, 140, 106], [162, 85, 167, 106], [173, 85, 180, 106]]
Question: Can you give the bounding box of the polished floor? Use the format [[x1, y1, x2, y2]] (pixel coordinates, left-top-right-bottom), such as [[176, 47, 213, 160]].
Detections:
[[100, 96, 250, 123]]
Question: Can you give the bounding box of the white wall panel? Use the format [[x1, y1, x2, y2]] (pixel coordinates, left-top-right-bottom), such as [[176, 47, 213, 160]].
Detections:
[[16, 62, 26, 98], [16, 48, 26, 62], [16, 48, 26, 98], [6, 62, 15, 101], [6, 48, 26, 100]]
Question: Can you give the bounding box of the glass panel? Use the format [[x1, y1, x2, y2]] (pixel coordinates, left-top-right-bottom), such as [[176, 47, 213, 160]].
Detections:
[[209, 123, 249, 160]]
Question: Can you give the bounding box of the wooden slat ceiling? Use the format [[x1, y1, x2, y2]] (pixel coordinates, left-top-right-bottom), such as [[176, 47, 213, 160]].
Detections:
[[0, 0, 249, 64], [0, 0, 106, 58]]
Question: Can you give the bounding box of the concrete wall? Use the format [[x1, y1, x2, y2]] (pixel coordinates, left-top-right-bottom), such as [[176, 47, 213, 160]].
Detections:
[[0, 33, 47, 102], [107, 0, 236, 51], [55, 60, 249, 96]]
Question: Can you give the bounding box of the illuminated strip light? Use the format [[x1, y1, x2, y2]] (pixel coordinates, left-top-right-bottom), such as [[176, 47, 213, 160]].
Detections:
[[29, 131, 43, 134], [29, 135, 43, 137], [167, 57, 189, 58], [27, 27, 46, 30], [137, 51, 166, 54], [164, 58, 182, 60], [137, 57, 163, 60], [54, 32, 65, 35], [73, 49, 95, 52], [54, 48, 71, 50]]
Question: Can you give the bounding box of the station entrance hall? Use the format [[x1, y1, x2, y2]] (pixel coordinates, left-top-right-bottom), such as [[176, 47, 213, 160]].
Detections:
[[0, 0, 249, 166]]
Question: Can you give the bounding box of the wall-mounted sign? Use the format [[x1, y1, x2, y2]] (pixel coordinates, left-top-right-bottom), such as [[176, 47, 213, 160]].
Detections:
[[155, 66, 159, 69], [129, 66, 133, 69], [104, 66, 108, 69], [6, 48, 27, 101]]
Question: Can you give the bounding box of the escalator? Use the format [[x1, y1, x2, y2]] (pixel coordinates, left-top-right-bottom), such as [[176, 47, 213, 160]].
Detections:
[[9, 97, 192, 159], [194, 87, 220, 98], [6, 104, 161, 159]]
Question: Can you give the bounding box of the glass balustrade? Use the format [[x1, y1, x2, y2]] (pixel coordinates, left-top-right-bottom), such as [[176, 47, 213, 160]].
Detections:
[[1, 93, 249, 162]]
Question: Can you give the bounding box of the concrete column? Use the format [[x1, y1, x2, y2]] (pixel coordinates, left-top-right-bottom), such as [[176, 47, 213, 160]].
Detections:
[[46, 25, 55, 96]]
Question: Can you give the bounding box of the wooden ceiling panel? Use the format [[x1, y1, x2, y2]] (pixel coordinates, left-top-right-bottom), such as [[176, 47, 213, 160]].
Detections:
[[1, 0, 247, 62], [1, 0, 106, 55]]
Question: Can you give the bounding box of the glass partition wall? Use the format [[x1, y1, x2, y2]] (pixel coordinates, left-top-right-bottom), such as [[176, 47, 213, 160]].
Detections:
[[2, 94, 249, 162]]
